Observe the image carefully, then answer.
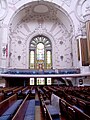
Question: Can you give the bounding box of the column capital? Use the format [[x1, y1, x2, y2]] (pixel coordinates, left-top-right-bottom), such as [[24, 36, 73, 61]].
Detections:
[[84, 14, 90, 22], [83, 0, 90, 22]]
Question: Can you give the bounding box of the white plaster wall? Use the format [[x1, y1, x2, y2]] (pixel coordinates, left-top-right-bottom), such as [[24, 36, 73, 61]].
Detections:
[[9, 1, 73, 69], [0, 22, 2, 67], [0, 0, 90, 72]]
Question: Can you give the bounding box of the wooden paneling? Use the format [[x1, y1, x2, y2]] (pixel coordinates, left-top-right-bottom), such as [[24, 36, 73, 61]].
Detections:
[[80, 38, 89, 66], [77, 39, 80, 60], [86, 21, 90, 64]]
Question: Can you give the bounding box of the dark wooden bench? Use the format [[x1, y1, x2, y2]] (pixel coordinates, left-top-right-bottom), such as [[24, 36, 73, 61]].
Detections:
[[12, 94, 29, 120], [22, 89, 30, 95], [40, 92, 60, 120], [59, 98, 90, 120], [0, 99, 23, 120], [30, 89, 35, 98], [40, 93, 53, 120], [0, 93, 4, 102], [24, 99, 35, 120], [46, 105, 60, 120], [67, 106, 76, 120], [63, 92, 90, 116], [0, 94, 17, 115], [21, 87, 30, 95], [13, 86, 23, 94], [73, 105, 90, 120]]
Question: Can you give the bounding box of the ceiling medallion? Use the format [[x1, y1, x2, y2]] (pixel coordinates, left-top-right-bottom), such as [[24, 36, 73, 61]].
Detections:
[[0, 0, 7, 20], [75, 0, 90, 22], [33, 4, 49, 13]]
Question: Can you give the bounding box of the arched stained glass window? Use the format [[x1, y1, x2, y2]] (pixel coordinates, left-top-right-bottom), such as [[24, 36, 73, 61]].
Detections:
[[37, 43, 44, 60], [29, 36, 52, 69]]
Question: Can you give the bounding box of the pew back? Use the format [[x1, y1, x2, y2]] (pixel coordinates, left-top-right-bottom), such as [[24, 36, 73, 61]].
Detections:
[[0, 94, 17, 115]]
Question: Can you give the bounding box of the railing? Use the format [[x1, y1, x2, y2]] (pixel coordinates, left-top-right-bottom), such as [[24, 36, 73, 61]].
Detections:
[[0, 68, 80, 75]]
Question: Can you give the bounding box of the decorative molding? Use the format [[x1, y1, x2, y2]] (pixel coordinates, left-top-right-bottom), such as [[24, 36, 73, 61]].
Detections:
[[61, 0, 72, 7], [75, 0, 90, 22], [0, 0, 8, 20], [76, 22, 86, 37], [8, 1, 74, 68], [8, 0, 21, 5], [1, 43, 7, 59]]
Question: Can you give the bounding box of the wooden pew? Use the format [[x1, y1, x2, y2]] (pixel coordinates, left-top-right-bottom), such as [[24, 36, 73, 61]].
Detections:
[[22, 86, 30, 96], [12, 94, 29, 120], [47, 86, 57, 93], [68, 106, 76, 120], [13, 86, 23, 94], [0, 94, 17, 115], [0, 99, 23, 120], [67, 94, 90, 116], [25, 99, 35, 120], [73, 105, 90, 120], [40, 92, 60, 120], [0, 87, 10, 93], [46, 105, 60, 120], [0, 93, 4, 102], [59, 97, 90, 120], [62, 91, 90, 117], [40, 94, 53, 120], [60, 99, 69, 119]]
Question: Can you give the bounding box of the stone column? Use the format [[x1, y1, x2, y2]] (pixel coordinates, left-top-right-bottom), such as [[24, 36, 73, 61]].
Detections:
[[0, 21, 3, 68], [76, 36, 82, 67], [76, 23, 83, 67]]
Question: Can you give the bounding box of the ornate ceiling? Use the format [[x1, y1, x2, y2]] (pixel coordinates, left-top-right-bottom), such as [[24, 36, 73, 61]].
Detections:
[[8, 1, 73, 68], [75, 0, 90, 22], [9, 1, 73, 35], [0, 0, 7, 20]]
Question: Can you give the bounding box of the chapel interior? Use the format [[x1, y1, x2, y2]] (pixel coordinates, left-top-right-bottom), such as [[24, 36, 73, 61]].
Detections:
[[0, 0, 90, 120]]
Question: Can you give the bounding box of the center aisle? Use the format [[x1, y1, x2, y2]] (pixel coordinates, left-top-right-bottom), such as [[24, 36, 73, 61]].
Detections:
[[35, 92, 45, 120]]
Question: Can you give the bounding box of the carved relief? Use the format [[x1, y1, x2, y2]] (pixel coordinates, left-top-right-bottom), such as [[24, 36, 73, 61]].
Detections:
[[9, 3, 73, 68], [61, 0, 72, 7], [75, 0, 90, 22], [8, 0, 21, 5], [77, 22, 86, 36], [0, 0, 7, 20]]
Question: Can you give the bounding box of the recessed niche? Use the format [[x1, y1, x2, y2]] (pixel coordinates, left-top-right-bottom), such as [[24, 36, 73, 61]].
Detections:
[[60, 56, 63, 61], [34, 5, 48, 13], [18, 56, 21, 61], [60, 41, 63, 45], [18, 40, 22, 44]]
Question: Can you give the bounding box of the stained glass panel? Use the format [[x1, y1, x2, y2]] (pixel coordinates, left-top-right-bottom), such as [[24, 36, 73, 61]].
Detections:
[[47, 78, 51, 85], [37, 78, 45, 85], [30, 51, 34, 69], [37, 43, 44, 60], [30, 78, 34, 85], [46, 51, 51, 69]]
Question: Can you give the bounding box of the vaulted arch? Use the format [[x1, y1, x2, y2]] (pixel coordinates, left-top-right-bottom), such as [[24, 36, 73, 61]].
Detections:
[[7, 1, 75, 69]]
